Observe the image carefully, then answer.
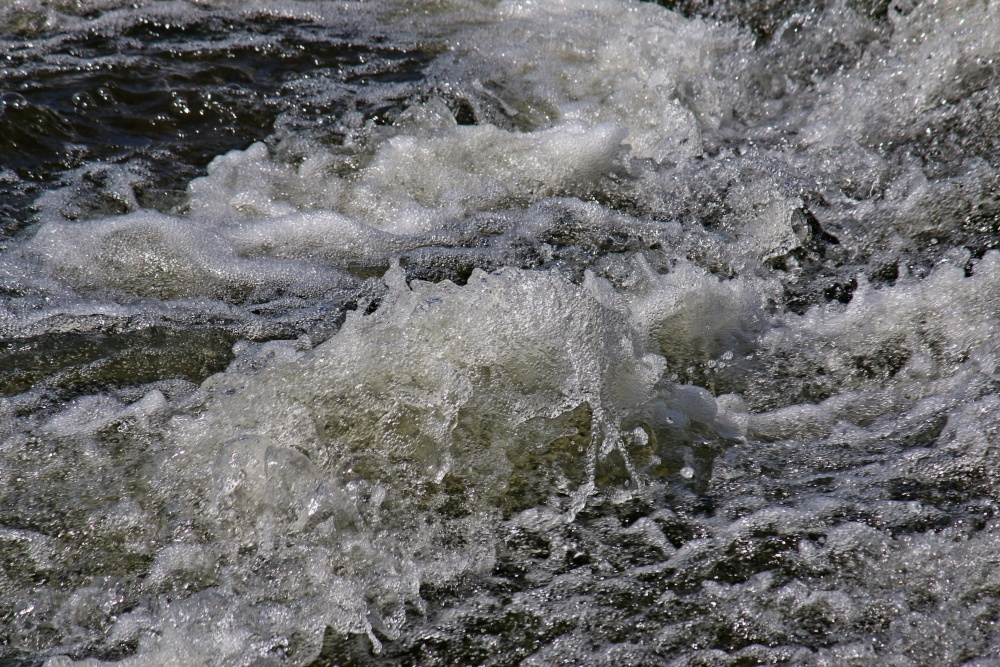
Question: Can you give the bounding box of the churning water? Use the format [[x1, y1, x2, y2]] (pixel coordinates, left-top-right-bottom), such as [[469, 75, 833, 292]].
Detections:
[[2, 0, 1000, 664]]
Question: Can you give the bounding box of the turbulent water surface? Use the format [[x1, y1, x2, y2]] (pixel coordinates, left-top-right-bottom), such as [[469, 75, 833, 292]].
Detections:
[[2, 0, 1000, 664]]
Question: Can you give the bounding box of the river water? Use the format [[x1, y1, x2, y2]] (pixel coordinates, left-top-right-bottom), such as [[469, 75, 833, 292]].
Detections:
[[2, 0, 1000, 665]]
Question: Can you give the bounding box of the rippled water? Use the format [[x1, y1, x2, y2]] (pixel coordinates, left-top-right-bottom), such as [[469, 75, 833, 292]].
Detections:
[[2, 0, 1000, 665]]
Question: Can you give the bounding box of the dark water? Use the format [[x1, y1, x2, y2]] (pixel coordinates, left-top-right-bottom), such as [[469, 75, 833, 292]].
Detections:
[[0, 6, 432, 232]]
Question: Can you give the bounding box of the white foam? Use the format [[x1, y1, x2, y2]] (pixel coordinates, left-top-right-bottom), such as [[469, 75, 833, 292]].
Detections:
[[804, 0, 1000, 147], [24, 209, 355, 299], [174, 0, 737, 238], [7, 0, 1000, 663], [23, 260, 772, 666]]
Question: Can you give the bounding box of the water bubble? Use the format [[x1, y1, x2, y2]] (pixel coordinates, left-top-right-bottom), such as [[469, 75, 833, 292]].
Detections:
[[0, 92, 29, 115], [72, 91, 96, 110]]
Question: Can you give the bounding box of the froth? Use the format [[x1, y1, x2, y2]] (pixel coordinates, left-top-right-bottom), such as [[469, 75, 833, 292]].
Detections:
[[24, 209, 359, 300], [175, 0, 737, 235], [6, 0, 1000, 663], [28, 265, 741, 666]]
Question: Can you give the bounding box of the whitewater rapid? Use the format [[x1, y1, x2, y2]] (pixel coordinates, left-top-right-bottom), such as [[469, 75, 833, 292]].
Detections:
[[3, 0, 1000, 664]]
